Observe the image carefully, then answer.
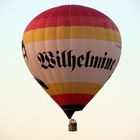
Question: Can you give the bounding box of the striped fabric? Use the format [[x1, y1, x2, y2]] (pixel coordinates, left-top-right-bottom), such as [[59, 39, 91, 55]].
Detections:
[[22, 5, 121, 118]]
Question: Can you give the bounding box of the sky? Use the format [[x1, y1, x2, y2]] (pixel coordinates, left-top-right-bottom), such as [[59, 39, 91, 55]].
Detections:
[[0, 0, 140, 140]]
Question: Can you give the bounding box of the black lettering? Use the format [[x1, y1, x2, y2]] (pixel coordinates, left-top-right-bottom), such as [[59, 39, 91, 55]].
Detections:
[[109, 60, 116, 70], [101, 52, 107, 69], [37, 50, 116, 72], [93, 56, 99, 68], [71, 55, 76, 71], [22, 41, 28, 60], [37, 52, 56, 69], [97, 57, 102, 68], [89, 56, 94, 67], [62, 50, 67, 67], [37, 52, 48, 69], [56, 51, 61, 67], [85, 51, 91, 67], [45, 51, 56, 68], [77, 55, 85, 67], [67, 50, 73, 67], [104, 58, 113, 70]]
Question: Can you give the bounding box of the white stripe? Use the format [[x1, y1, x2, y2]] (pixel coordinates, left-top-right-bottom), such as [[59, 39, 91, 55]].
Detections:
[[24, 39, 121, 85]]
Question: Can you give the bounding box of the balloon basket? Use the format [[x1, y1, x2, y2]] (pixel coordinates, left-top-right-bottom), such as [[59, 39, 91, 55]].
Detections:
[[68, 119, 77, 131]]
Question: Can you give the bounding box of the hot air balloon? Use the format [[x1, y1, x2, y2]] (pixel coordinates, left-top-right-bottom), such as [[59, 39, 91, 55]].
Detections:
[[22, 5, 121, 131]]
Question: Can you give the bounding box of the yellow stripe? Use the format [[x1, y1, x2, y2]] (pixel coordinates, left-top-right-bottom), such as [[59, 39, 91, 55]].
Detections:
[[44, 82, 102, 96], [23, 26, 121, 44]]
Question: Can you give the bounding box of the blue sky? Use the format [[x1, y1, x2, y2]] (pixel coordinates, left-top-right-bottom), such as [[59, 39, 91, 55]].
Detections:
[[0, 0, 140, 140]]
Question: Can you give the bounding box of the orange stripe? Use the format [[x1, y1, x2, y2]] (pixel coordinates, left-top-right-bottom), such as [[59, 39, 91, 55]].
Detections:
[[23, 26, 121, 44], [44, 82, 102, 96]]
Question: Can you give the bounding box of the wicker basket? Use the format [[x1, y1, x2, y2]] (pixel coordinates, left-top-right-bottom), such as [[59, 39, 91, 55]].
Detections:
[[68, 119, 77, 131]]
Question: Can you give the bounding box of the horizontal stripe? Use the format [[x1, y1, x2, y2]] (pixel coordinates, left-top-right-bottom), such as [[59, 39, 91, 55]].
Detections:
[[25, 18, 118, 32], [24, 39, 121, 85], [51, 94, 94, 106], [25, 5, 119, 31], [23, 26, 121, 44], [25, 38, 121, 50], [61, 104, 84, 111], [45, 82, 102, 96], [61, 104, 85, 118]]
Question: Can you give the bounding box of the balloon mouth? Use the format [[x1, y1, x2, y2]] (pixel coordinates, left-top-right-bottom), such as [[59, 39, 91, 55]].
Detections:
[[61, 104, 84, 119]]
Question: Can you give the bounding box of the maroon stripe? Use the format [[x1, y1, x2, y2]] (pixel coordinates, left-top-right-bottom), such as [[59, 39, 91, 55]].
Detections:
[[51, 93, 94, 106], [25, 5, 119, 31]]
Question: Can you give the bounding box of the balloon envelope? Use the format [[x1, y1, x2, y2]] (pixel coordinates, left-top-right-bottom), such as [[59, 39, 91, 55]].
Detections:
[[22, 5, 121, 119]]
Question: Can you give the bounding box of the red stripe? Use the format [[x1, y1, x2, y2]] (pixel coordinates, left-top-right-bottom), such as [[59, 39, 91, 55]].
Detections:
[[25, 5, 118, 31], [51, 93, 94, 106]]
